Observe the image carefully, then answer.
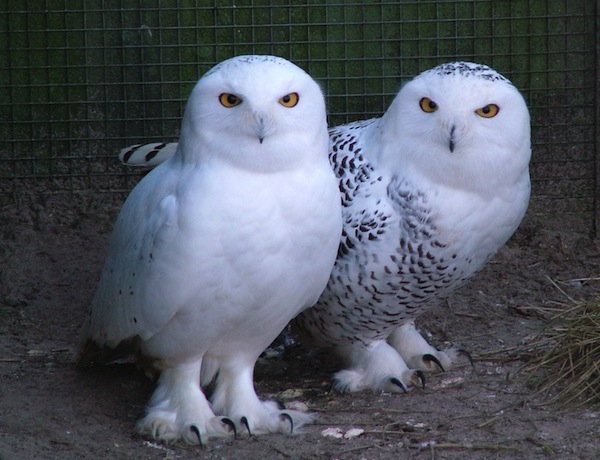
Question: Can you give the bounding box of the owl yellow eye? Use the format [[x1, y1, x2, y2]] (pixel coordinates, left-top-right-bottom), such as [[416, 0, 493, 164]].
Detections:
[[475, 104, 499, 118], [219, 93, 242, 108], [419, 97, 438, 113], [279, 92, 299, 108]]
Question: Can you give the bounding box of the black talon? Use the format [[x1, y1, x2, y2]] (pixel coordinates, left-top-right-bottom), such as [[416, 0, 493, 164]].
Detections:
[[190, 425, 204, 447], [423, 353, 445, 372], [415, 370, 426, 390], [280, 412, 294, 434], [221, 417, 237, 439], [390, 377, 408, 394], [240, 416, 252, 437], [458, 348, 474, 367]]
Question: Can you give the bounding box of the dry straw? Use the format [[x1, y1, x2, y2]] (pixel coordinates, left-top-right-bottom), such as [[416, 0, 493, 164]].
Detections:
[[521, 277, 600, 407]]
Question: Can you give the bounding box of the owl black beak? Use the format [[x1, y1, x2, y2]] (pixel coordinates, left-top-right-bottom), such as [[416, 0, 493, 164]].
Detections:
[[254, 112, 275, 144], [448, 124, 456, 153]]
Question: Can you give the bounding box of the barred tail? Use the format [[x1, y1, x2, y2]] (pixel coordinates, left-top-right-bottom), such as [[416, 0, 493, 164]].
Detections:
[[119, 142, 178, 167]]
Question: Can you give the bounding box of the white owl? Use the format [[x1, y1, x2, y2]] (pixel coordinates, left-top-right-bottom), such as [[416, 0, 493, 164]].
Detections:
[[77, 55, 342, 444], [116, 62, 531, 394], [294, 62, 531, 393]]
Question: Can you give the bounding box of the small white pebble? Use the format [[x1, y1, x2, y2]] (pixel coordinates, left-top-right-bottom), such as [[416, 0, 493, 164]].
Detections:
[[321, 427, 344, 438], [419, 440, 437, 449], [142, 441, 175, 454], [27, 349, 45, 357], [285, 400, 309, 412], [431, 376, 465, 390], [343, 428, 364, 439]]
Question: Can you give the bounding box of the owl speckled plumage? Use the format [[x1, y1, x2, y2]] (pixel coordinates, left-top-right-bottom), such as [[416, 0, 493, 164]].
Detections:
[[117, 61, 531, 394], [294, 62, 531, 392], [77, 55, 342, 443]]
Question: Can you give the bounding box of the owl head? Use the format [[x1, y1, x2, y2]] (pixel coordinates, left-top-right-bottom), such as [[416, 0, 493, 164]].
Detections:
[[376, 62, 531, 191], [177, 55, 329, 173]]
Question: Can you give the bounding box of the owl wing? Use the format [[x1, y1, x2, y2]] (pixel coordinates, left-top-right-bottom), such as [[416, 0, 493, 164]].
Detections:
[[328, 119, 397, 261], [80, 159, 187, 361]]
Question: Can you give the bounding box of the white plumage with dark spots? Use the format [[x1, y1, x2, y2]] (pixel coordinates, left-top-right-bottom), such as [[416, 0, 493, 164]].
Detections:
[[296, 61, 531, 392], [77, 55, 342, 443], [117, 61, 531, 394]]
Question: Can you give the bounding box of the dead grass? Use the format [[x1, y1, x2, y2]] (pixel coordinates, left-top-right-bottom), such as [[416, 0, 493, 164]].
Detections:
[[521, 277, 600, 407]]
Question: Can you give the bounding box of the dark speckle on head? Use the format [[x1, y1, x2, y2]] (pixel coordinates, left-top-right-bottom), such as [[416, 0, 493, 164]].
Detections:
[[203, 55, 300, 78], [427, 61, 510, 84]]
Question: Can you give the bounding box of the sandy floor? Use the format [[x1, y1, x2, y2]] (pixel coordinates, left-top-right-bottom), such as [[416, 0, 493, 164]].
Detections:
[[1, 193, 599, 459]]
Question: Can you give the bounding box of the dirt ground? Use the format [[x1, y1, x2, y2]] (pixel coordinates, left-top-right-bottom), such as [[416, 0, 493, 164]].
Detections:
[[1, 192, 599, 460]]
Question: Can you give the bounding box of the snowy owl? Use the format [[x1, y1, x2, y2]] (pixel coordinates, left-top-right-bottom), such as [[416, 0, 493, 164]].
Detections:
[[77, 55, 342, 444], [294, 62, 531, 393], [117, 62, 531, 394]]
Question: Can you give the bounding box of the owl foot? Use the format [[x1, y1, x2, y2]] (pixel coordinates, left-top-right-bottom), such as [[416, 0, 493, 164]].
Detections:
[[138, 412, 235, 445], [137, 364, 235, 444], [210, 366, 314, 436], [388, 321, 473, 372], [332, 340, 424, 393], [218, 401, 312, 436]]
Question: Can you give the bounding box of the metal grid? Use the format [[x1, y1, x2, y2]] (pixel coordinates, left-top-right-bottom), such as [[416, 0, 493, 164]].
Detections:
[[0, 1, 597, 234]]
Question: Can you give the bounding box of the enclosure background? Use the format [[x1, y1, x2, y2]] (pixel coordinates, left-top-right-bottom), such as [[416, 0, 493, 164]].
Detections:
[[1, 1, 597, 235]]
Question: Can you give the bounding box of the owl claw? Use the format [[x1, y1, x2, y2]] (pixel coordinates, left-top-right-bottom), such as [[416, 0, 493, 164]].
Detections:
[[458, 348, 474, 367], [240, 416, 252, 437], [221, 417, 237, 439], [423, 353, 445, 372], [279, 412, 294, 434], [190, 424, 204, 447], [414, 370, 426, 390], [389, 377, 409, 394]]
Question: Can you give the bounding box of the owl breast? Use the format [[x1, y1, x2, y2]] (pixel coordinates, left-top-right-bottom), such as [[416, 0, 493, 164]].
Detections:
[[295, 121, 519, 347]]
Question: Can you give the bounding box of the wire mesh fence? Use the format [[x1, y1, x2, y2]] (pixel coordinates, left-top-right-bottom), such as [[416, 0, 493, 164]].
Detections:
[[0, 1, 597, 234]]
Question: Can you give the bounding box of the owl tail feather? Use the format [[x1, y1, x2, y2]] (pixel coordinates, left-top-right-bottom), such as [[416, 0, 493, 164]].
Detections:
[[75, 337, 139, 368]]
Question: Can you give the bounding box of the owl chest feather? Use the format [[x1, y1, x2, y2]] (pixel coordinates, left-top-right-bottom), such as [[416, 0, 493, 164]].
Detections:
[[174, 161, 337, 287], [318, 123, 524, 339]]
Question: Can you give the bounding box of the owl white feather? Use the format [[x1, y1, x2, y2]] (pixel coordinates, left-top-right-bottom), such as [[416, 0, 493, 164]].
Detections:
[[295, 62, 531, 393], [78, 55, 342, 444], [117, 62, 531, 394]]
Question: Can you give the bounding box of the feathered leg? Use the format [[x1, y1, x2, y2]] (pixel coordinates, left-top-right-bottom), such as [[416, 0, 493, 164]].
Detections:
[[136, 360, 234, 444], [332, 340, 425, 393], [387, 320, 473, 372], [210, 356, 314, 436]]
